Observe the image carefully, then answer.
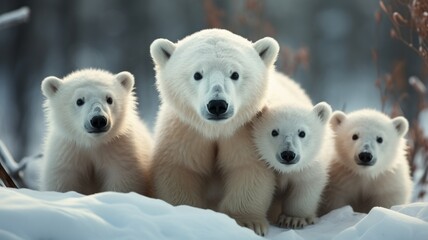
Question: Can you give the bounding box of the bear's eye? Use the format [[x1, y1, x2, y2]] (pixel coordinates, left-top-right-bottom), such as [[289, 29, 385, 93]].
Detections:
[[377, 137, 383, 144], [352, 134, 359, 140], [76, 98, 84, 106], [107, 97, 113, 105], [271, 129, 279, 137], [299, 131, 306, 138], [194, 72, 203, 81], [230, 72, 239, 80]]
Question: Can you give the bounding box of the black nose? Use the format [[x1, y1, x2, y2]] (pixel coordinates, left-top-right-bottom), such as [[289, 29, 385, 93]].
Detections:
[[90, 116, 107, 129], [280, 151, 296, 162], [358, 152, 373, 163], [207, 100, 228, 116]]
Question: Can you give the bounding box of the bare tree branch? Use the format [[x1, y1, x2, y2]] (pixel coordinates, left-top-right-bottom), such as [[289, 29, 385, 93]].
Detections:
[[0, 141, 18, 188], [0, 162, 18, 188], [0, 7, 30, 31]]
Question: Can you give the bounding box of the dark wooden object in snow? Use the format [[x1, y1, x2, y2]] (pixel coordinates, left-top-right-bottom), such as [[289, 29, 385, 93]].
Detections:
[[0, 160, 17, 188], [0, 6, 30, 188]]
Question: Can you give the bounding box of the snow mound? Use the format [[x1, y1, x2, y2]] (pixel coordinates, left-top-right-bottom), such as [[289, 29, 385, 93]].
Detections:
[[0, 188, 427, 240], [0, 188, 262, 240]]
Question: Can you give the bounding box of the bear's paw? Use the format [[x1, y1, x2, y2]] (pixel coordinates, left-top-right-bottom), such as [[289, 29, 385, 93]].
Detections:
[[277, 214, 318, 229], [235, 216, 269, 236]]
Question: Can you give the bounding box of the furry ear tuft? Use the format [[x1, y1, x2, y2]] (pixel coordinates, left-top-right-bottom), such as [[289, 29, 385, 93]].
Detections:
[[256, 105, 269, 119], [392, 116, 409, 137], [313, 102, 332, 124], [41, 76, 62, 98], [253, 37, 280, 66], [330, 111, 347, 131], [115, 71, 135, 92], [150, 39, 176, 68]]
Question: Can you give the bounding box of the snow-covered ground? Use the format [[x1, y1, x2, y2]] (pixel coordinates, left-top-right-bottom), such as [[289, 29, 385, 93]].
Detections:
[[0, 188, 427, 240]]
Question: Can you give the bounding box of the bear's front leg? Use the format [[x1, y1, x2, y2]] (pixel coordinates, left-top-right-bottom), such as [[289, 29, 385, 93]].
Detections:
[[217, 126, 275, 236], [100, 161, 146, 194], [219, 166, 275, 236], [154, 164, 207, 208], [41, 147, 95, 194], [319, 169, 355, 216], [278, 175, 325, 229], [360, 190, 409, 213], [152, 116, 217, 208], [42, 165, 92, 193], [358, 167, 412, 213]]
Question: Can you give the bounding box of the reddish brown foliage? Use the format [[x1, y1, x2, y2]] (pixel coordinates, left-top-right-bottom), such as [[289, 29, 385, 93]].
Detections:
[[380, 0, 428, 65]]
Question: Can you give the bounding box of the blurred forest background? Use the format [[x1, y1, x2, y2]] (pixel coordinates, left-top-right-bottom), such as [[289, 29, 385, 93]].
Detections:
[[0, 0, 427, 199]]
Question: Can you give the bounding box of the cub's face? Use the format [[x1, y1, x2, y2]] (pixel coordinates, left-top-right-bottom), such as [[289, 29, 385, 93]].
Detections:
[[253, 102, 331, 173], [42, 71, 135, 146], [190, 58, 247, 122], [330, 110, 409, 176], [70, 86, 117, 135], [150, 29, 280, 138]]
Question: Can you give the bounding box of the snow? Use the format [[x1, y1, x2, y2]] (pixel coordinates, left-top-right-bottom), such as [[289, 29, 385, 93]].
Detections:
[[0, 188, 261, 240], [0, 188, 427, 240]]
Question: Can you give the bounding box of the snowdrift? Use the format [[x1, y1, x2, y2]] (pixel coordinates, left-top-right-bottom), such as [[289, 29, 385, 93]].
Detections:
[[0, 188, 427, 240]]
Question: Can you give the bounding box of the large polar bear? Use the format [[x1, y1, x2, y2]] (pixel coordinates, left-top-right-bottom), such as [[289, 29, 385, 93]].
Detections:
[[40, 69, 153, 195], [252, 74, 333, 229], [150, 29, 280, 235], [320, 109, 412, 214]]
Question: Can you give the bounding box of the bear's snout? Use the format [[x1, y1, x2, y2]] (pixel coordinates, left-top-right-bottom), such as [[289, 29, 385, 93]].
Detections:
[[207, 100, 228, 116], [279, 151, 299, 165], [88, 115, 109, 133], [357, 152, 375, 166]]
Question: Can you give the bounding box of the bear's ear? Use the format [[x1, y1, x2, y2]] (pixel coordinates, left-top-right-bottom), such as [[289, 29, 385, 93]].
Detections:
[[150, 38, 176, 68], [312, 102, 332, 124], [253, 37, 280, 66], [392, 116, 409, 137], [330, 111, 347, 131], [41, 76, 62, 98], [115, 71, 135, 93], [256, 105, 269, 119]]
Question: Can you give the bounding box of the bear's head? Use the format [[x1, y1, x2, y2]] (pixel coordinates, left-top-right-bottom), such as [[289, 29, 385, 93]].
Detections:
[[150, 29, 279, 139], [252, 102, 332, 173], [41, 69, 137, 147], [330, 109, 409, 177]]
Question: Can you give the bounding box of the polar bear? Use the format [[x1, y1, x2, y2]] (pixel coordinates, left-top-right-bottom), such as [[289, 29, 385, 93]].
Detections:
[[252, 101, 333, 229], [320, 109, 412, 214], [150, 29, 281, 235], [40, 69, 153, 195]]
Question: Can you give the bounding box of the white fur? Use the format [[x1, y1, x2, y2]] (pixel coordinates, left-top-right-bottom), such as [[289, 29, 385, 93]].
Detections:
[[40, 69, 153, 195], [321, 109, 412, 214], [151, 29, 280, 236], [264, 71, 313, 109], [151, 28, 279, 139], [253, 99, 333, 229]]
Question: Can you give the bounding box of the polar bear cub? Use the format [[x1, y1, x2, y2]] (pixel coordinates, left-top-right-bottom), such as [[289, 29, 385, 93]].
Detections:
[[40, 69, 153, 195], [321, 109, 412, 214], [150, 29, 281, 236], [252, 102, 333, 229]]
